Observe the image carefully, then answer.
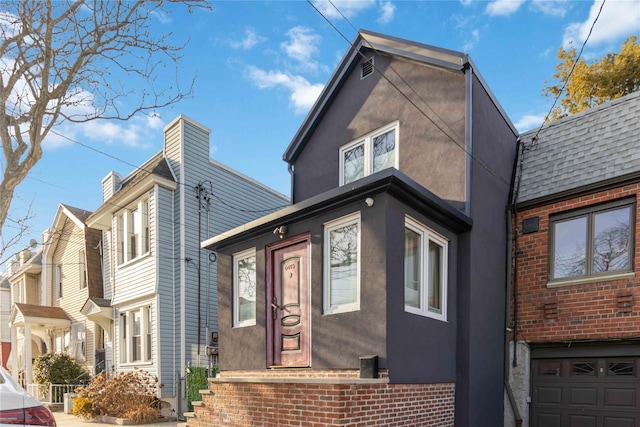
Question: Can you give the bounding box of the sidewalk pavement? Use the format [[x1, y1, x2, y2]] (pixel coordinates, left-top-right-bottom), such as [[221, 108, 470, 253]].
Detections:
[[53, 411, 188, 427]]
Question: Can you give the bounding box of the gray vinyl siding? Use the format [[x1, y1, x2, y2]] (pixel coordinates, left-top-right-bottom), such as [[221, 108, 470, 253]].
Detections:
[[156, 186, 177, 397], [102, 229, 112, 300], [112, 190, 156, 306]]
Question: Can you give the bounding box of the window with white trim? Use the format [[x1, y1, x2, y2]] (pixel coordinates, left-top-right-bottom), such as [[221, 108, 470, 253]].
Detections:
[[233, 248, 256, 327], [79, 250, 87, 289], [119, 306, 152, 363], [116, 197, 150, 265], [339, 122, 398, 185], [70, 322, 86, 362], [55, 264, 62, 299], [404, 216, 448, 321], [324, 213, 361, 314]]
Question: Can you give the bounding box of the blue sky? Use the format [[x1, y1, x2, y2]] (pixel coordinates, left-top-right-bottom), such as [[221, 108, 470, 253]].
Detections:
[[2, 0, 639, 264]]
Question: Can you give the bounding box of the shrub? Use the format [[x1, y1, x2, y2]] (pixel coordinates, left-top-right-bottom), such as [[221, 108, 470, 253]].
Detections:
[[75, 369, 160, 422], [33, 353, 90, 386], [71, 393, 95, 420]]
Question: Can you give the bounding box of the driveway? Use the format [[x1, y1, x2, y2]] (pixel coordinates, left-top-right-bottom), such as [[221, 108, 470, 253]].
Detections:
[[53, 411, 186, 427]]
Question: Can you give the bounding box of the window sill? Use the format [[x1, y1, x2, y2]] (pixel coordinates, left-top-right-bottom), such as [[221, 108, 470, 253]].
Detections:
[[119, 361, 153, 367], [405, 306, 447, 322], [547, 271, 635, 288], [116, 252, 151, 270], [323, 305, 360, 316]]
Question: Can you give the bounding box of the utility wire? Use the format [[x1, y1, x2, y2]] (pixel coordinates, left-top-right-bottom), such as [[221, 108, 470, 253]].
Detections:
[[528, 0, 606, 146], [307, 0, 511, 189]]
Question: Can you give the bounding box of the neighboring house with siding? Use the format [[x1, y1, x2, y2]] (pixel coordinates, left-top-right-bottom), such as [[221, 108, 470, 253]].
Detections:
[[506, 91, 640, 426], [86, 114, 288, 416], [6, 204, 103, 384], [0, 273, 10, 368], [198, 30, 518, 427]]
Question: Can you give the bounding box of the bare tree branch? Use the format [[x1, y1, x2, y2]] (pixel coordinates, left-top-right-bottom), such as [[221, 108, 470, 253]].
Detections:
[[0, 0, 210, 240]]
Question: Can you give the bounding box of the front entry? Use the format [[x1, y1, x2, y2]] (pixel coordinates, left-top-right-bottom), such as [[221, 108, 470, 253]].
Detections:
[[267, 235, 310, 367]]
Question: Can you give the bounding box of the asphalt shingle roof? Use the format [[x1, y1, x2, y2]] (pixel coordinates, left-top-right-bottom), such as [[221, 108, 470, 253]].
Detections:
[[517, 91, 640, 204]]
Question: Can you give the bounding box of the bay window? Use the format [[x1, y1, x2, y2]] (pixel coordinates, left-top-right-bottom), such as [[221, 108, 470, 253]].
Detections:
[[404, 216, 448, 321], [116, 197, 150, 265]]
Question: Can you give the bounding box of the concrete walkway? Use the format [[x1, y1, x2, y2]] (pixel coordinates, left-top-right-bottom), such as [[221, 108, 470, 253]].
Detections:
[[53, 411, 187, 427]]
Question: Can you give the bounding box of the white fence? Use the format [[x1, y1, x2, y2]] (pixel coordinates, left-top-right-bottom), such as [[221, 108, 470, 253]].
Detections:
[[26, 383, 84, 405]]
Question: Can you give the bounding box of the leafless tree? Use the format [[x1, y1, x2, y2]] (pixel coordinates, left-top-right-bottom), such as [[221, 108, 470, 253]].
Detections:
[[0, 0, 210, 241]]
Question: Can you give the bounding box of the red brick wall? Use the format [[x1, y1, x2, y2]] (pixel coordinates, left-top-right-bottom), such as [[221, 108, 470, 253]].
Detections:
[[513, 184, 640, 342], [189, 380, 455, 427], [0, 342, 10, 369]]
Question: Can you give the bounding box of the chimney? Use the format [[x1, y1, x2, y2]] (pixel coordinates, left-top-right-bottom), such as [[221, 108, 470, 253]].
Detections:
[[102, 171, 122, 202]]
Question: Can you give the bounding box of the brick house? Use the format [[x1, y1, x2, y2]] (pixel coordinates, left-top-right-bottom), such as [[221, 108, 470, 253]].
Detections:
[[506, 91, 640, 426], [197, 30, 518, 426]]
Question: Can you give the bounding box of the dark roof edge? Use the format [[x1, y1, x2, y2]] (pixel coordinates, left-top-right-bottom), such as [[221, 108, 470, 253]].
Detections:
[[202, 169, 472, 251], [283, 30, 518, 163], [513, 170, 640, 211]]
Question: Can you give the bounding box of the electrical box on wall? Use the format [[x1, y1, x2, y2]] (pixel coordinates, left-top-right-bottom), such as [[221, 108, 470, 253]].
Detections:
[[522, 217, 539, 234]]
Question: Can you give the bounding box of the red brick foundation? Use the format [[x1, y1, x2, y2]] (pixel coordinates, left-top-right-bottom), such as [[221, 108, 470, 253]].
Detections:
[[188, 375, 455, 427]]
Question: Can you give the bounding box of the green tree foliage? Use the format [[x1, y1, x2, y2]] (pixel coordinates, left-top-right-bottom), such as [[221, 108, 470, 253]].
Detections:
[[544, 36, 640, 121], [32, 352, 90, 386]]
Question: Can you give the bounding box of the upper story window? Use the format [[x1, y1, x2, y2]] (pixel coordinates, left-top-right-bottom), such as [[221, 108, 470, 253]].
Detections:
[[116, 197, 150, 266], [324, 213, 361, 315], [550, 199, 635, 282], [55, 264, 62, 299], [404, 216, 448, 321], [13, 279, 24, 304], [233, 248, 257, 327], [79, 250, 87, 289], [339, 122, 399, 186]]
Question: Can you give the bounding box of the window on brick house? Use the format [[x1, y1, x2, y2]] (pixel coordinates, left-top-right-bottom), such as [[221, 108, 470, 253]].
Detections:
[[550, 199, 634, 281]]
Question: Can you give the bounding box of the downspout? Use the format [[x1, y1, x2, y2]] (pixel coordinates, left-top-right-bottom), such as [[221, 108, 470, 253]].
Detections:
[[288, 162, 294, 203], [504, 137, 524, 426]]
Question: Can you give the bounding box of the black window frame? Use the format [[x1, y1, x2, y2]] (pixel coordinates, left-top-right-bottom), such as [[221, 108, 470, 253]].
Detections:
[[549, 198, 635, 282]]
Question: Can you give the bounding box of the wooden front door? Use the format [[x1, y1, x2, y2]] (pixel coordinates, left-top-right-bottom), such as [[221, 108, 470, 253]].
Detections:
[[267, 235, 310, 367]]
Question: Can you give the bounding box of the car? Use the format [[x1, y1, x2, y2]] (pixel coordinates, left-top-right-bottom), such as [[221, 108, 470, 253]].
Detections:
[[0, 366, 56, 427]]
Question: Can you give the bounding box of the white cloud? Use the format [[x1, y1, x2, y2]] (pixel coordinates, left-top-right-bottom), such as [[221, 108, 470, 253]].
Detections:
[[377, 1, 396, 24], [150, 10, 172, 24], [563, 0, 640, 47], [530, 0, 570, 17], [514, 113, 545, 131], [230, 28, 266, 50], [463, 29, 480, 51], [485, 0, 526, 16], [310, 0, 376, 19], [246, 66, 324, 114], [460, 0, 473, 6], [281, 26, 321, 64]]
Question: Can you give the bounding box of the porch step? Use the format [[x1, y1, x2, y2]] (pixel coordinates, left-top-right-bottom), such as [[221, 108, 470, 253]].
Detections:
[[192, 401, 204, 407], [183, 411, 196, 419]]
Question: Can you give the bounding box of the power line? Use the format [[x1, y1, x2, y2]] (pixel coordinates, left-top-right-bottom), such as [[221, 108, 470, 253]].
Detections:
[[529, 0, 607, 146], [306, 0, 511, 189]]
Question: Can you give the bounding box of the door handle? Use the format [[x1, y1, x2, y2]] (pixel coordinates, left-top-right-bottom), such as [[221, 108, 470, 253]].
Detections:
[[271, 297, 289, 319]]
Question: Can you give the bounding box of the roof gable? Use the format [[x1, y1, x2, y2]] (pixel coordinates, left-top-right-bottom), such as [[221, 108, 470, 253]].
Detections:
[[282, 30, 468, 164]]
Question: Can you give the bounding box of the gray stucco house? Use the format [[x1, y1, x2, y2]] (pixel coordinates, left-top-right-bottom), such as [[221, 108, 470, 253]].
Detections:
[[197, 30, 518, 426]]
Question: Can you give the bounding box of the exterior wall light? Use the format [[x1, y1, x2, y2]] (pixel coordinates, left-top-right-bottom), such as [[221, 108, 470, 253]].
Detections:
[[365, 197, 374, 207]]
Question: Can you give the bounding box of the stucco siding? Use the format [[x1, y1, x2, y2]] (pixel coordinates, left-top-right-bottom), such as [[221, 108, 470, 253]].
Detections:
[[292, 50, 466, 207]]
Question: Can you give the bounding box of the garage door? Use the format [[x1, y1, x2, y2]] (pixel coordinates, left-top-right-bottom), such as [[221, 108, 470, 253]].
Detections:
[[531, 357, 640, 427]]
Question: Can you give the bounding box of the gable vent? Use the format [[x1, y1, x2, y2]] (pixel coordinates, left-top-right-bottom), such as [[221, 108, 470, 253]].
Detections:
[[361, 57, 374, 79]]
